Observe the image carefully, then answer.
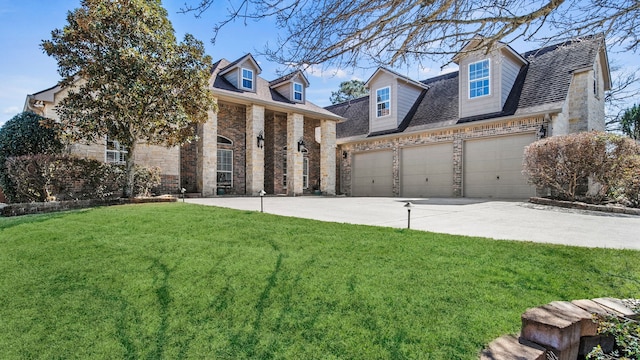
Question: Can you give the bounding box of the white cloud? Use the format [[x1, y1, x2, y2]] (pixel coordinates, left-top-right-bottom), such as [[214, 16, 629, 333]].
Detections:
[[2, 106, 19, 115], [303, 64, 350, 79]]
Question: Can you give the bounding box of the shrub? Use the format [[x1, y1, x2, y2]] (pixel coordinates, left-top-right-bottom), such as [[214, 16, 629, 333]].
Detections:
[[5, 155, 161, 203], [523, 132, 640, 206], [132, 166, 161, 197], [0, 112, 64, 202]]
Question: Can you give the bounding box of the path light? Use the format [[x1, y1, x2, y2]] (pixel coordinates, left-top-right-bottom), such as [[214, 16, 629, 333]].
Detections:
[[180, 187, 186, 202], [259, 190, 266, 212], [404, 202, 413, 229]]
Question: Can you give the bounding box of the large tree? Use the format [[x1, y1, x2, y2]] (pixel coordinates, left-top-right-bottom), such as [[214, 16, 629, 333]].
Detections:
[[43, 0, 214, 197], [330, 80, 369, 104], [620, 104, 640, 140], [181, 0, 639, 68]]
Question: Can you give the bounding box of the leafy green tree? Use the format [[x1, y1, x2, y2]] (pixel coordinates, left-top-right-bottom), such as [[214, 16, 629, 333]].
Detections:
[[0, 112, 64, 202], [42, 0, 214, 197], [620, 104, 640, 140], [330, 80, 369, 104]]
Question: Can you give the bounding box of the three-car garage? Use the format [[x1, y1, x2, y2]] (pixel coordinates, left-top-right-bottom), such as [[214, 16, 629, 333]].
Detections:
[[349, 133, 536, 199]]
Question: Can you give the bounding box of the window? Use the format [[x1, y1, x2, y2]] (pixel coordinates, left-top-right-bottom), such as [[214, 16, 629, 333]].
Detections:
[[593, 65, 600, 98], [469, 59, 490, 98], [217, 149, 233, 186], [303, 157, 309, 189], [105, 137, 127, 164], [293, 82, 303, 101], [242, 68, 253, 90], [283, 152, 287, 188], [376, 87, 390, 117], [282, 149, 308, 189]]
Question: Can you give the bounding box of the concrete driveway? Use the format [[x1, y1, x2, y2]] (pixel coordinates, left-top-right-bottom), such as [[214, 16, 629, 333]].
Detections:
[[185, 196, 640, 250]]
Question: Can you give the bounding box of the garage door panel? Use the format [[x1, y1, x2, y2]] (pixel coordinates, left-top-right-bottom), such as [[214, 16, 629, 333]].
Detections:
[[401, 143, 454, 197], [464, 134, 536, 199], [353, 151, 393, 197]]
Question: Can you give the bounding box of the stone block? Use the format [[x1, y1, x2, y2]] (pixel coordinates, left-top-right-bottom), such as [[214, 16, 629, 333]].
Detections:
[[545, 341, 579, 360], [579, 335, 615, 358], [480, 335, 546, 360], [548, 301, 598, 336], [592, 297, 638, 319], [521, 305, 582, 350], [571, 299, 617, 319]]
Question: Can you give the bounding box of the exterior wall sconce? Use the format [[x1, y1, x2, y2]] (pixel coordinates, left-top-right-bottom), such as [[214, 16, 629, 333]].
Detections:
[[537, 124, 547, 139], [297, 138, 307, 152], [342, 151, 348, 159], [257, 130, 264, 148]]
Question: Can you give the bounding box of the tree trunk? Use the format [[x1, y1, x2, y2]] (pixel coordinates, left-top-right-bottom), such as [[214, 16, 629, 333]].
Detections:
[[124, 142, 136, 198]]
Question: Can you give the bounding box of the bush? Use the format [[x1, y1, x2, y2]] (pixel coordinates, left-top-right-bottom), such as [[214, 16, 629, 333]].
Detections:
[[0, 112, 64, 202], [523, 132, 640, 206], [5, 154, 162, 203]]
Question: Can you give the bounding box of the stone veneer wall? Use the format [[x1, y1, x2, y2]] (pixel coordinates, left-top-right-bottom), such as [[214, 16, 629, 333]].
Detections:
[[339, 116, 544, 197]]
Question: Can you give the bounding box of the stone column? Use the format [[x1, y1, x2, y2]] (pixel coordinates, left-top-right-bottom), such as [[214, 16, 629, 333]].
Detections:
[[286, 112, 304, 196], [320, 120, 336, 195], [246, 104, 265, 195], [198, 99, 218, 196]]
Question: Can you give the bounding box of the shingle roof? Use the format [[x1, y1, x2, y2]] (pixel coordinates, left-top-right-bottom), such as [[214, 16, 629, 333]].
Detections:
[[269, 70, 310, 87], [331, 35, 605, 139], [211, 59, 343, 121]]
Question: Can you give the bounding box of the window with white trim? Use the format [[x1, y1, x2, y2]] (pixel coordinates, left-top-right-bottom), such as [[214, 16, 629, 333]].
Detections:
[[293, 82, 303, 102], [283, 151, 287, 188], [303, 157, 309, 189], [217, 149, 233, 186], [376, 87, 390, 117], [241, 68, 254, 90], [469, 59, 490, 98], [105, 137, 127, 165]]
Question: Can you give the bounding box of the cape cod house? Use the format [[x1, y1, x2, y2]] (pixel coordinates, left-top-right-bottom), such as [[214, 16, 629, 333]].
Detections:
[[23, 35, 610, 199], [24, 54, 344, 197], [328, 35, 610, 198]]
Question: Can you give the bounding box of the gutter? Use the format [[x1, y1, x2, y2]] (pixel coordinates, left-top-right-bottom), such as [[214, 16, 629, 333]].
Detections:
[[212, 90, 345, 122]]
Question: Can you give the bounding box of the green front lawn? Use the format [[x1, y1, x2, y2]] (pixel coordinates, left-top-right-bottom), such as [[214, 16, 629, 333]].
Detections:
[[1, 203, 638, 359]]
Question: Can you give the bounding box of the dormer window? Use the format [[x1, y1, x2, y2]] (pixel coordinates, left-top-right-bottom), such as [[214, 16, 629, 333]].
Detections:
[[469, 59, 490, 98], [294, 82, 303, 102], [242, 68, 254, 90], [376, 87, 390, 117]]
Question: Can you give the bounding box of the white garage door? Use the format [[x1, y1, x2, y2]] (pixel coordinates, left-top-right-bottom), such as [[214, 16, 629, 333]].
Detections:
[[352, 150, 393, 196], [401, 143, 454, 197], [464, 134, 536, 198]]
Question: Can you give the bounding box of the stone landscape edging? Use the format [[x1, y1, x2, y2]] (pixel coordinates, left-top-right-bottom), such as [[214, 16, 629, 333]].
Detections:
[[529, 197, 640, 216], [0, 196, 176, 217], [481, 297, 638, 360]]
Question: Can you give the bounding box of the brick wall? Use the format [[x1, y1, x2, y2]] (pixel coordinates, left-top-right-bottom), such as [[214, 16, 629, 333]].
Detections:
[[217, 102, 247, 195], [180, 134, 198, 193], [265, 113, 288, 194], [303, 118, 321, 193]]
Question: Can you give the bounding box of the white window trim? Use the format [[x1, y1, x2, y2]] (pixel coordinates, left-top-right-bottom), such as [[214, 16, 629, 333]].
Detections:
[[293, 82, 304, 102], [376, 86, 391, 118], [468, 59, 491, 99], [303, 157, 309, 189], [217, 149, 233, 187], [241, 68, 254, 90], [105, 137, 127, 165]]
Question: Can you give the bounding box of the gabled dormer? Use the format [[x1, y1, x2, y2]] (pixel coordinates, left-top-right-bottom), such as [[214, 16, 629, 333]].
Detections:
[[453, 37, 528, 119], [269, 71, 310, 103], [364, 68, 429, 134], [218, 53, 262, 92]]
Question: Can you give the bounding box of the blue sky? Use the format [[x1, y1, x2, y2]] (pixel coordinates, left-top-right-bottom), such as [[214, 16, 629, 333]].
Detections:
[[0, 1, 638, 127]]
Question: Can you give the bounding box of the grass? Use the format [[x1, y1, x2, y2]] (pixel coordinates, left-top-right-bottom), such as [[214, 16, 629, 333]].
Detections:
[[0, 203, 638, 359]]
